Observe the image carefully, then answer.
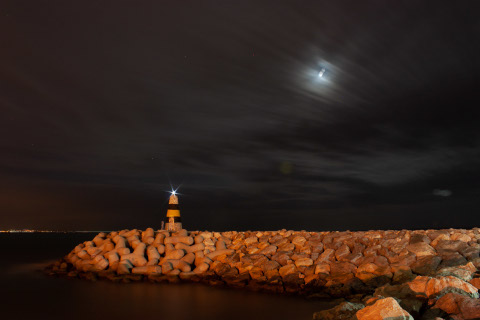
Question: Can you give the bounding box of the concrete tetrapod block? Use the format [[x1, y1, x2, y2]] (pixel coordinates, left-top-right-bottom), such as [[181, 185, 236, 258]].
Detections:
[[92, 255, 109, 271], [142, 228, 154, 242], [206, 249, 234, 260], [175, 243, 191, 252], [92, 234, 105, 247], [161, 262, 174, 274], [98, 240, 114, 253], [117, 260, 133, 275], [195, 257, 212, 267], [194, 235, 204, 244], [77, 250, 90, 260], [120, 243, 147, 267], [147, 258, 159, 266], [163, 249, 185, 260], [181, 252, 195, 265], [195, 251, 205, 260], [104, 251, 120, 270], [86, 247, 102, 258], [166, 259, 191, 272], [154, 244, 165, 255], [164, 243, 175, 254], [147, 246, 160, 261], [193, 263, 210, 274], [154, 233, 166, 245], [173, 229, 188, 237], [113, 236, 131, 255], [132, 265, 162, 275], [164, 236, 194, 245]]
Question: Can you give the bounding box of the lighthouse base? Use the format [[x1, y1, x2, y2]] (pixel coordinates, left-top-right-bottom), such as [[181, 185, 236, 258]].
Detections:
[[165, 216, 182, 232]]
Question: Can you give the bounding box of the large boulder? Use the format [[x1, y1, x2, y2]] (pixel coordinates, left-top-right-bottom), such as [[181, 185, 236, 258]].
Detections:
[[436, 262, 477, 281], [313, 301, 364, 320], [411, 256, 442, 276], [356, 297, 413, 320], [432, 292, 480, 319], [406, 276, 479, 299], [406, 242, 436, 258]]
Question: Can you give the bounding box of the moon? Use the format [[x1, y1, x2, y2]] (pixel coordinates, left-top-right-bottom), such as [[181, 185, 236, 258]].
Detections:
[[318, 68, 326, 78]]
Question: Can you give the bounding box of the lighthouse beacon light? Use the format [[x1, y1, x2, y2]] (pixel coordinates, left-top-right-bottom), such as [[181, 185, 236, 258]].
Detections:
[[164, 191, 182, 232]]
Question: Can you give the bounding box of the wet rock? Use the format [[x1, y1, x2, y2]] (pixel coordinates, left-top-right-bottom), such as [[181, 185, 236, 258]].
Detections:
[[356, 297, 413, 320], [313, 301, 364, 320]]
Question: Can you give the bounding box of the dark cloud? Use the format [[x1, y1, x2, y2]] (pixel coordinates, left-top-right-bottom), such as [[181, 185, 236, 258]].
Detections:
[[1, 1, 480, 230]]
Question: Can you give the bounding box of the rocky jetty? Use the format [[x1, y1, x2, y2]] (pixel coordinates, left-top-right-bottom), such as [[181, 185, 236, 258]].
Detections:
[[46, 228, 480, 319]]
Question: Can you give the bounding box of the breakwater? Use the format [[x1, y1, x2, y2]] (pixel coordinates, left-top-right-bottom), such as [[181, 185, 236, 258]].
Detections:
[[47, 228, 480, 319]]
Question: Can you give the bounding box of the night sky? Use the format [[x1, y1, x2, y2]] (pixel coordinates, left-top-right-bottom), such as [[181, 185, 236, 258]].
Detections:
[[1, 1, 480, 231]]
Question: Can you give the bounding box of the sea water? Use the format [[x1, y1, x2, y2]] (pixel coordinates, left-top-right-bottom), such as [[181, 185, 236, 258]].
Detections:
[[0, 233, 335, 320]]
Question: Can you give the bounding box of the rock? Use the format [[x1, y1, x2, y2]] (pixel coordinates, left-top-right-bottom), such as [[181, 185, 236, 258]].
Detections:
[[430, 234, 451, 247], [259, 245, 277, 256], [295, 258, 313, 268], [411, 256, 442, 275], [356, 297, 413, 320], [279, 264, 297, 278], [406, 275, 479, 299], [261, 260, 280, 273], [451, 233, 472, 242], [313, 301, 364, 320], [317, 248, 336, 263], [292, 236, 306, 247], [406, 242, 436, 258], [438, 252, 468, 268], [393, 267, 415, 284], [436, 262, 477, 281], [469, 278, 480, 289], [335, 244, 351, 261], [278, 242, 295, 252], [435, 240, 468, 253], [345, 253, 364, 266], [315, 263, 331, 275], [410, 233, 431, 245], [244, 236, 258, 246], [433, 292, 480, 319], [271, 252, 291, 266], [330, 262, 357, 277]]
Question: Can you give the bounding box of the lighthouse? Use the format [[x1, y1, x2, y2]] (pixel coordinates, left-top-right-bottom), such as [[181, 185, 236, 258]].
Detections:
[[165, 191, 182, 232]]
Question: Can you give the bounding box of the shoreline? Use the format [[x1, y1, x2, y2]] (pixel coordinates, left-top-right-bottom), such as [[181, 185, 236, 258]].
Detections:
[[46, 228, 480, 319]]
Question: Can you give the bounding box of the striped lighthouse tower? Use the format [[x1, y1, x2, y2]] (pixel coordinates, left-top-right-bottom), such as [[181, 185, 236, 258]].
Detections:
[[165, 192, 182, 232]]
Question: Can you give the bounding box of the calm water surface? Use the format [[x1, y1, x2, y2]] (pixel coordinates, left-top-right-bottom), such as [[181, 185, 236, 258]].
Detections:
[[0, 233, 335, 320]]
